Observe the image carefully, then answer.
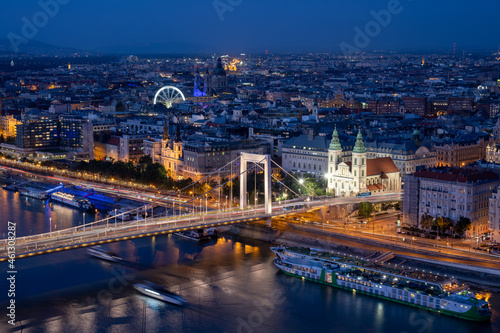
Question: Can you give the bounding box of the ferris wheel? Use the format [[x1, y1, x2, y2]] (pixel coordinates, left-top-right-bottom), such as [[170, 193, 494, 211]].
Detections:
[[153, 86, 186, 108]]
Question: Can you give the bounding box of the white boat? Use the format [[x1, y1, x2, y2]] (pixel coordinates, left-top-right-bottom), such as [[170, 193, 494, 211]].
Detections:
[[271, 246, 492, 321], [51, 192, 95, 211], [134, 281, 188, 306], [19, 187, 48, 199], [87, 246, 122, 262]]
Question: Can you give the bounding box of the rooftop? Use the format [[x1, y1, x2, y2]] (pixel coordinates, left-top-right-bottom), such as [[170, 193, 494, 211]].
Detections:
[[414, 167, 500, 184]]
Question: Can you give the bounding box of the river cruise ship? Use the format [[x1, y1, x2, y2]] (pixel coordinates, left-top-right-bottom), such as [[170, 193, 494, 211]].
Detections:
[[51, 192, 95, 211], [271, 246, 491, 321]]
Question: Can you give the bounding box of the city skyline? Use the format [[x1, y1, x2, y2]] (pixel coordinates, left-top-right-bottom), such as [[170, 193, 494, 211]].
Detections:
[[2, 2, 500, 331], [1, 0, 499, 55]]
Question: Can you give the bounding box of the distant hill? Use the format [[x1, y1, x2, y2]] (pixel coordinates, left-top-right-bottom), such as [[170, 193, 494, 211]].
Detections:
[[0, 39, 92, 57], [96, 40, 213, 55], [0, 38, 214, 57]]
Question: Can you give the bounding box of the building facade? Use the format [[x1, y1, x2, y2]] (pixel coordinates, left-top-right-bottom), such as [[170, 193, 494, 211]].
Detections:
[[326, 129, 401, 196], [11, 113, 93, 159], [489, 188, 500, 243], [365, 135, 436, 175], [0, 114, 22, 137], [281, 133, 329, 177], [182, 139, 269, 181], [435, 135, 490, 168], [402, 97, 428, 116], [404, 168, 500, 236]]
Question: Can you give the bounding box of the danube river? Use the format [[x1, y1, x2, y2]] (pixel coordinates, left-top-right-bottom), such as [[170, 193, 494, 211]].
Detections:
[[0, 188, 499, 332], [0, 185, 108, 238]]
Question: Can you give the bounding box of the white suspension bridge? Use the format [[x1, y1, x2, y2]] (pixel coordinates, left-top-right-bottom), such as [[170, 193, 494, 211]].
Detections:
[[0, 153, 401, 260]]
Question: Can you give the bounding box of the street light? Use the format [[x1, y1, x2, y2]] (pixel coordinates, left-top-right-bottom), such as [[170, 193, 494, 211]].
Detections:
[[190, 191, 194, 213]]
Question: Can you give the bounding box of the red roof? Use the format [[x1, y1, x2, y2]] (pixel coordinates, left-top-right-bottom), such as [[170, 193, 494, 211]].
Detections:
[[413, 168, 499, 183], [367, 183, 385, 191], [367, 157, 399, 176]]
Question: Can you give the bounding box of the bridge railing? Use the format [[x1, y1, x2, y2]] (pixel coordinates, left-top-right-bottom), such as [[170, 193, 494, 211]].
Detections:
[[0, 206, 281, 254], [0, 192, 403, 252]]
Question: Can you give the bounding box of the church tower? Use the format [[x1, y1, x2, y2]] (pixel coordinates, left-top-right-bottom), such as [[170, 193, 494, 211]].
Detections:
[[328, 126, 342, 173], [328, 126, 342, 195], [163, 122, 170, 140], [207, 57, 228, 95], [193, 67, 206, 97], [312, 101, 319, 121], [352, 130, 367, 193]]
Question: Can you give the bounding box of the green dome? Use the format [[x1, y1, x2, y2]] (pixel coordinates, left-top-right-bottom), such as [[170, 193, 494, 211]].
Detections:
[[353, 130, 366, 153], [329, 126, 342, 150]]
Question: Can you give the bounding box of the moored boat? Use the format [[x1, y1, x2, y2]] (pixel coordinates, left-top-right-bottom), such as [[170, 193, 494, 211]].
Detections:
[[19, 187, 49, 199], [272, 246, 491, 321], [133, 281, 188, 306], [2, 184, 17, 191], [51, 191, 95, 211]]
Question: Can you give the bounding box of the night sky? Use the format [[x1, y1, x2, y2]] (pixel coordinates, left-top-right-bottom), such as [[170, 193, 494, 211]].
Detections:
[[1, 0, 499, 54]]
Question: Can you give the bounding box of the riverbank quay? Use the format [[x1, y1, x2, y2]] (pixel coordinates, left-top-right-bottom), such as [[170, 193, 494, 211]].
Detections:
[[225, 222, 500, 290]]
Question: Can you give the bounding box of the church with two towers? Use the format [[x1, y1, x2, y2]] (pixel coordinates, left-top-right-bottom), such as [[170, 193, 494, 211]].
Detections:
[[327, 128, 401, 196]]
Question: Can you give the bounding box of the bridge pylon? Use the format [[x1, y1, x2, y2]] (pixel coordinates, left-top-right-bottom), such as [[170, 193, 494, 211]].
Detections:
[[239, 153, 272, 216]]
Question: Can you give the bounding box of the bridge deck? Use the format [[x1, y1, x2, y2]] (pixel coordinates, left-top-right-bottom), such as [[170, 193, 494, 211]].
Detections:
[[1, 193, 401, 261]]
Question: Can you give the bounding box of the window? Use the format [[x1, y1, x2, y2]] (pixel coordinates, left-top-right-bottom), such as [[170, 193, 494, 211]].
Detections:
[[354, 158, 357, 165]]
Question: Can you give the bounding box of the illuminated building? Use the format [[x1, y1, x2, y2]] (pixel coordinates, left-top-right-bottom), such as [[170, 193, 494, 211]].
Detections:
[[367, 100, 402, 115], [0, 114, 22, 137], [3, 113, 93, 160], [206, 58, 229, 95], [405, 168, 500, 236], [435, 134, 490, 168], [281, 131, 329, 177], [489, 188, 500, 242], [326, 129, 401, 196], [193, 67, 207, 97], [402, 97, 428, 116]]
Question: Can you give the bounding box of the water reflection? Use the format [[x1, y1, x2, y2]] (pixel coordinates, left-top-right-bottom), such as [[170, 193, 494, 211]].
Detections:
[[0, 232, 498, 333], [0, 187, 107, 237]]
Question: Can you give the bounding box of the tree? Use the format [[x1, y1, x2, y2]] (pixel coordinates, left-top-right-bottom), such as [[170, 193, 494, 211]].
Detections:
[[455, 217, 472, 237], [420, 214, 433, 230], [139, 155, 153, 165], [358, 202, 373, 218], [0, 134, 4, 143], [434, 217, 453, 236]]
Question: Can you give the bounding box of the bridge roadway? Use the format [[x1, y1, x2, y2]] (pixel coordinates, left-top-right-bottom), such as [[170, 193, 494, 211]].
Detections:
[[0, 192, 402, 261]]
